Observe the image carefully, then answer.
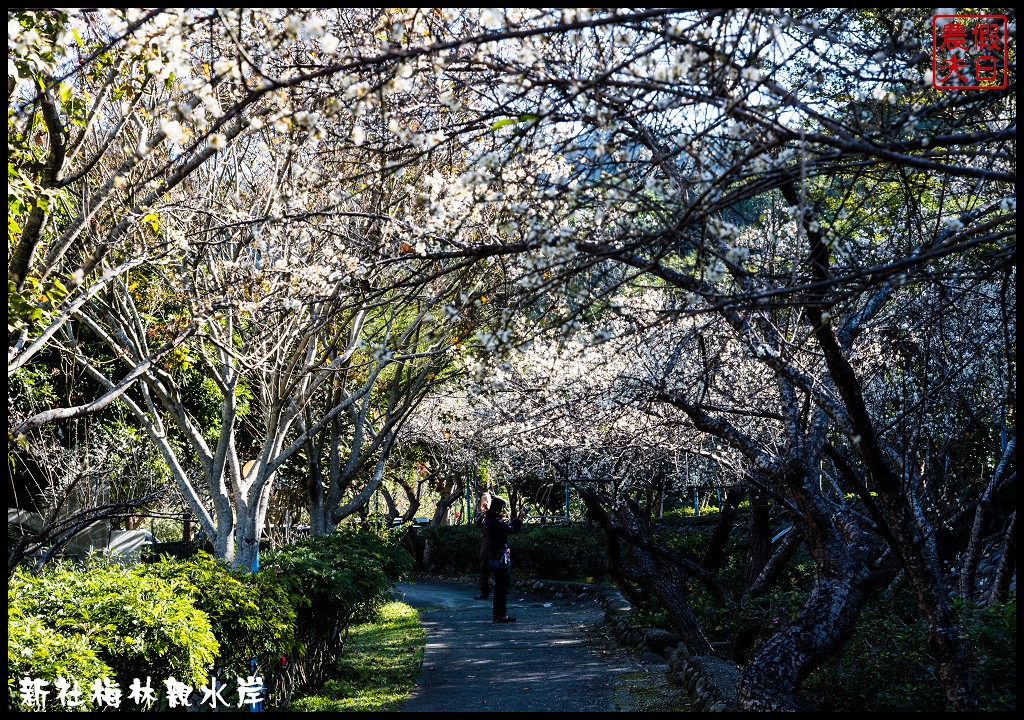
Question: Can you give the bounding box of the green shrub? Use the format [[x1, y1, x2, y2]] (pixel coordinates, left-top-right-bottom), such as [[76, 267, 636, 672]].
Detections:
[[263, 526, 412, 621], [8, 562, 219, 708], [803, 588, 1016, 712], [7, 608, 111, 711], [416, 524, 482, 574], [513, 524, 608, 580], [137, 552, 295, 682], [288, 601, 424, 712], [260, 526, 413, 691], [959, 595, 1016, 711]]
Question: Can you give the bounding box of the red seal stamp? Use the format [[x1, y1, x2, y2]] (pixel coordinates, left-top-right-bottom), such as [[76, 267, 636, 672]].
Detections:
[[932, 14, 1008, 90]]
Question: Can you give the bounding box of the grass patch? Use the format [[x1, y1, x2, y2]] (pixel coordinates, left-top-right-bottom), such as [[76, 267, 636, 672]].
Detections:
[[613, 669, 696, 713], [287, 601, 424, 712]]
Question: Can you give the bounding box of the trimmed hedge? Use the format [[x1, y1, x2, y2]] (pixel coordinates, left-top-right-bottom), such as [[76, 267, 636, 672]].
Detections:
[[416, 522, 608, 580], [255, 526, 414, 694]]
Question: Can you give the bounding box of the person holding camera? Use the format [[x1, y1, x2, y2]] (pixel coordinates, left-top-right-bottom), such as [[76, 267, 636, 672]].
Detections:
[[483, 495, 526, 622]]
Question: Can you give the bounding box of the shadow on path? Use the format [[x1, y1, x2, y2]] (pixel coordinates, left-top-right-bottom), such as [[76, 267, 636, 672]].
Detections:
[[394, 576, 675, 713]]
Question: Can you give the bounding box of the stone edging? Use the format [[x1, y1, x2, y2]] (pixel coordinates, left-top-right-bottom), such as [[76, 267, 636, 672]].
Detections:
[[410, 573, 740, 712]]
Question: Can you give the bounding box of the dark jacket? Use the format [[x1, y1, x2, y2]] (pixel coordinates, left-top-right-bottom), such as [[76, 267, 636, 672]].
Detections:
[[484, 515, 522, 562]]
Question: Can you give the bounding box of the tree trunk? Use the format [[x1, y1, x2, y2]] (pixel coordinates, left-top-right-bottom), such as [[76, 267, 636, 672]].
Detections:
[[988, 510, 1016, 606], [582, 491, 647, 607], [733, 422, 882, 710], [737, 469, 874, 711], [813, 319, 980, 711], [582, 488, 716, 655], [744, 489, 773, 590], [702, 484, 743, 573], [746, 526, 802, 598], [737, 566, 872, 711], [306, 434, 328, 536], [640, 545, 716, 656], [234, 492, 262, 571]]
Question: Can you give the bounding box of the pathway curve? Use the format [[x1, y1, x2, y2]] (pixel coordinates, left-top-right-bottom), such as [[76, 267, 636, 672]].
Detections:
[[394, 576, 685, 713]]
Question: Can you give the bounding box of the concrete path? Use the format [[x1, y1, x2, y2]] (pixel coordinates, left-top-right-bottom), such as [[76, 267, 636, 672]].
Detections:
[[394, 576, 675, 713]]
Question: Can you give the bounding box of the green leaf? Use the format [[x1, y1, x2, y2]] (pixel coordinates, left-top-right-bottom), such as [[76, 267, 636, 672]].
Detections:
[[490, 114, 539, 131]]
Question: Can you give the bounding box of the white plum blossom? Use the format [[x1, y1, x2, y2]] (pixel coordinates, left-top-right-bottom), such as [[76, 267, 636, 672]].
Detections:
[[872, 85, 894, 103], [480, 9, 504, 30], [725, 246, 749, 265], [294, 110, 321, 128], [706, 260, 727, 283], [320, 33, 340, 53], [344, 81, 371, 99], [367, 343, 394, 362], [160, 118, 184, 143], [442, 305, 460, 322], [213, 58, 234, 78]]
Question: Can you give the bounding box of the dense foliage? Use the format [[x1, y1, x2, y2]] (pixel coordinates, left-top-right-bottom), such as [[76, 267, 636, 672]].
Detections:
[[805, 592, 1016, 712], [7, 610, 111, 711], [418, 522, 608, 580], [136, 553, 296, 682], [8, 562, 219, 708], [288, 601, 425, 712], [8, 527, 412, 711], [260, 526, 414, 693]]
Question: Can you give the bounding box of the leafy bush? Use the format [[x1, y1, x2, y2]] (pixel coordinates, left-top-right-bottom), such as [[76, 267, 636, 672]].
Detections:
[[288, 601, 425, 712], [960, 595, 1016, 711], [263, 526, 412, 622], [137, 552, 295, 681], [8, 562, 219, 706], [8, 608, 111, 711], [803, 588, 1016, 712], [260, 526, 413, 691], [513, 524, 608, 580]]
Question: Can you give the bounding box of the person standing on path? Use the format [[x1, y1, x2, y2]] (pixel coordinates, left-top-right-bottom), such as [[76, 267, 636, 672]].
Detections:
[[484, 495, 526, 622], [474, 490, 492, 600]]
